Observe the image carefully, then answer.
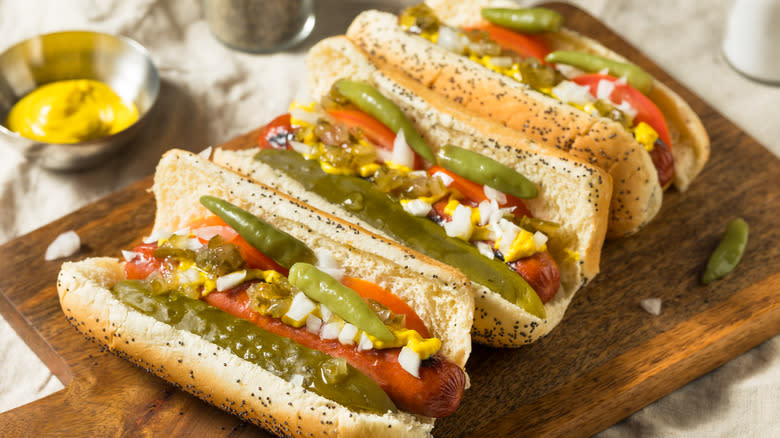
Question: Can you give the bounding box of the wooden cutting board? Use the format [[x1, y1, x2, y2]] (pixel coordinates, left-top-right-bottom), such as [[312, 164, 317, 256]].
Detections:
[[1, 3, 778, 437]]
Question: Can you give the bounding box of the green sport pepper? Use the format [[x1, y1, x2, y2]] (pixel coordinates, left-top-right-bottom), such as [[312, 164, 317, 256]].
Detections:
[[333, 79, 437, 164], [481, 7, 564, 33], [544, 50, 654, 94], [288, 263, 395, 342], [256, 149, 546, 319], [701, 218, 749, 285], [437, 144, 538, 199], [199, 195, 316, 269]]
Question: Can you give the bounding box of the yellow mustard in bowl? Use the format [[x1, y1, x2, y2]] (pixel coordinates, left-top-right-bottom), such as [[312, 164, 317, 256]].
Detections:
[[5, 79, 138, 144]]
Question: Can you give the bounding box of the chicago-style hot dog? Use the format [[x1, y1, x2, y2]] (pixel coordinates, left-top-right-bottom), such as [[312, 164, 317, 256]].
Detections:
[[57, 150, 474, 436], [212, 37, 612, 347], [344, 0, 710, 237]]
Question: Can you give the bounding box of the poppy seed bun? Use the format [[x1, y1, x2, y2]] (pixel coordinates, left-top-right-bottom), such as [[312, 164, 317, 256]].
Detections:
[[58, 150, 475, 437], [213, 36, 611, 347]]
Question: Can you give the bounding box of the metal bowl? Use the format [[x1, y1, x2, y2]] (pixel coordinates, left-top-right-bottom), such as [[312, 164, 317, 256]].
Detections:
[[0, 31, 159, 171]]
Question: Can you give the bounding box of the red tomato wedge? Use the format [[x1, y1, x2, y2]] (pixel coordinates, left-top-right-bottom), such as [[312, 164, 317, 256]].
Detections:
[[327, 109, 397, 151], [467, 24, 552, 63], [123, 243, 164, 280], [427, 166, 532, 218], [258, 113, 293, 149], [340, 276, 431, 338], [188, 216, 287, 274], [572, 74, 672, 148]]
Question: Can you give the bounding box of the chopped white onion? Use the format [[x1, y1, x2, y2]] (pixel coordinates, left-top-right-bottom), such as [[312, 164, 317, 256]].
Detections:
[[437, 26, 466, 54], [197, 146, 213, 159], [398, 346, 421, 378], [496, 219, 520, 256], [552, 80, 596, 105], [375, 147, 394, 163], [532, 231, 548, 249], [143, 229, 172, 244], [192, 225, 237, 242], [403, 199, 432, 217], [476, 242, 495, 260], [320, 322, 341, 340], [216, 270, 247, 292], [616, 100, 638, 118], [289, 374, 305, 387], [338, 323, 359, 345], [357, 332, 374, 351], [489, 56, 514, 68], [44, 230, 81, 261], [432, 171, 454, 187], [178, 237, 204, 251], [408, 170, 428, 178], [444, 204, 473, 240], [598, 68, 610, 75], [121, 250, 139, 262], [319, 304, 333, 323], [306, 314, 323, 335], [478, 200, 496, 226], [289, 140, 317, 156], [285, 292, 317, 322], [290, 106, 320, 125], [596, 79, 615, 100], [391, 129, 416, 169], [314, 248, 344, 281], [640, 298, 662, 316], [483, 185, 507, 204], [615, 76, 628, 85], [178, 267, 202, 285]]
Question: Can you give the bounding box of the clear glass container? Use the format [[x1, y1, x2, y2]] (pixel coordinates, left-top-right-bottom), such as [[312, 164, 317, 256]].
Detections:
[[204, 0, 315, 53]]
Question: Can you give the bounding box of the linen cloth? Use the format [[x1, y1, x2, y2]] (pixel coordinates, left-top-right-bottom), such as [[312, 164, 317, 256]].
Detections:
[[0, 0, 777, 436]]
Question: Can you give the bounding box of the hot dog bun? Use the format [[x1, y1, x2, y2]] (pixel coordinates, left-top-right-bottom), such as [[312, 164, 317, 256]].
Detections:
[[212, 37, 611, 347], [344, 2, 709, 237], [57, 149, 475, 437]]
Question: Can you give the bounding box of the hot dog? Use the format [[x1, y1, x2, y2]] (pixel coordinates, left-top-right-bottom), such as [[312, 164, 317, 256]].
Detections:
[[211, 37, 612, 348], [344, 0, 710, 238], [57, 149, 474, 436]]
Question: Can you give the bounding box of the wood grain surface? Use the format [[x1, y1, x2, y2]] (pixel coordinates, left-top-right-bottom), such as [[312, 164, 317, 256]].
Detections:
[[1, 3, 778, 437]]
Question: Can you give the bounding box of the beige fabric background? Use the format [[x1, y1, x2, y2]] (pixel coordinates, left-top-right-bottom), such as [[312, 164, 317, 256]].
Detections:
[[0, 0, 777, 436]]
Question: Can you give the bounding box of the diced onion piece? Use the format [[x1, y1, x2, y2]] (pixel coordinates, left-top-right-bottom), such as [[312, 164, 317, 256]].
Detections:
[[640, 298, 662, 316], [285, 291, 317, 322], [392, 129, 416, 169], [444, 204, 473, 240], [178, 267, 201, 284], [375, 147, 393, 163], [489, 56, 514, 68], [432, 171, 454, 187], [552, 80, 596, 106], [178, 237, 203, 251], [192, 225, 237, 242], [533, 231, 548, 249], [216, 270, 247, 291], [338, 323, 359, 345], [320, 322, 341, 340], [319, 304, 333, 323], [143, 229, 172, 244], [314, 248, 344, 281], [478, 200, 495, 226], [121, 250, 139, 262], [403, 199, 432, 217], [289, 140, 317, 156], [398, 346, 421, 378], [437, 26, 466, 54], [44, 230, 81, 261], [483, 185, 507, 204], [289, 374, 305, 387], [596, 79, 615, 100], [306, 314, 323, 335], [496, 219, 520, 256], [357, 332, 374, 351], [616, 100, 638, 118], [476, 242, 495, 260], [197, 146, 213, 159], [615, 76, 628, 85], [290, 106, 320, 125]]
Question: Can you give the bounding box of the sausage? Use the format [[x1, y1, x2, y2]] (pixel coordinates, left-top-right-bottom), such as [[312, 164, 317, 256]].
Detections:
[[204, 287, 465, 418]]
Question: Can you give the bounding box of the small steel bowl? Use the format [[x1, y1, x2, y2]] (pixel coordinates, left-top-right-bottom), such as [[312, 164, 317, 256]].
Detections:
[[0, 31, 159, 171]]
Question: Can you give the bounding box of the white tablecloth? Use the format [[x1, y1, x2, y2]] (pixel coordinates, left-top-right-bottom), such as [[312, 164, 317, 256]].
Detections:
[[1, 1, 778, 436]]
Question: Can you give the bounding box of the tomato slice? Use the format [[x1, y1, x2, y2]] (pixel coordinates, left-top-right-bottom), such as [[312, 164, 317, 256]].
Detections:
[[572, 74, 672, 148], [340, 276, 431, 338], [188, 216, 287, 274], [258, 113, 293, 149], [467, 24, 552, 63], [327, 109, 397, 151], [427, 166, 532, 218], [124, 243, 164, 280]]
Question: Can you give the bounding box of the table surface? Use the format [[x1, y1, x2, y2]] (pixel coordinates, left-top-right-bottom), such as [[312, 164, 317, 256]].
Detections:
[[1, 1, 778, 437]]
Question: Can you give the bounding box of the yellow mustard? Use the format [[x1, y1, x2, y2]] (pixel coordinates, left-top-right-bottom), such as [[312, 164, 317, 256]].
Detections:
[[5, 79, 138, 143]]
